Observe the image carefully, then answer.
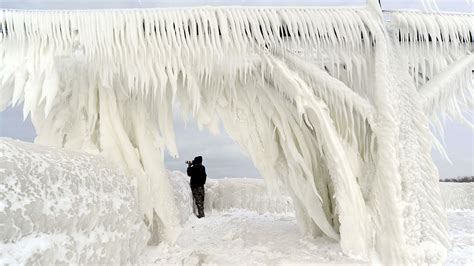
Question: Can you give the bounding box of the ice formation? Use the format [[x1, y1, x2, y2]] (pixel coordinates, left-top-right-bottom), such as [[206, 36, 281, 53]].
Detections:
[[0, 138, 148, 264], [439, 182, 474, 210], [170, 171, 294, 215], [0, 0, 472, 263]]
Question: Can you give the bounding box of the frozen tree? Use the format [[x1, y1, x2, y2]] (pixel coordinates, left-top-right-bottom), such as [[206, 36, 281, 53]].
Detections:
[[0, 0, 472, 263]]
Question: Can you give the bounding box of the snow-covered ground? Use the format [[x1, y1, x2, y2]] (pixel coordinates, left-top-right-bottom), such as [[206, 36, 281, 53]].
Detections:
[[141, 174, 473, 265], [141, 209, 473, 265], [140, 210, 358, 265], [446, 210, 473, 265], [1, 139, 472, 264]]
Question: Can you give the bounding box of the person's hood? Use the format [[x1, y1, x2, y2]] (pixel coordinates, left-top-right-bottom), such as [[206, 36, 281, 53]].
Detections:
[[193, 156, 203, 165]]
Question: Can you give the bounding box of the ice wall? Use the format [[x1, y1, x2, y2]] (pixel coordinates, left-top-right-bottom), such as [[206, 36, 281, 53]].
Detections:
[[0, 138, 149, 264]]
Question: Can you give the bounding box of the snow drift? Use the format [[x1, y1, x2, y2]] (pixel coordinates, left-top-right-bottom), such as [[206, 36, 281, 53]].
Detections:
[[172, 171, 473, 221], [204, 177, 293, 214], [0, 138, 148, 264], [170, 171, 293, 216], [440, 183, 474, 210]]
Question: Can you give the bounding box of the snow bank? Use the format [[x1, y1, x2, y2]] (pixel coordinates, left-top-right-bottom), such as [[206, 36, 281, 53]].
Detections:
[[0, 138, 149, 264], [169, 171, 293, 218], [204, 178, 294, 214], [168, 171, 194, 224], [440, 182, 474, 210], [170, 171, 474, 217]]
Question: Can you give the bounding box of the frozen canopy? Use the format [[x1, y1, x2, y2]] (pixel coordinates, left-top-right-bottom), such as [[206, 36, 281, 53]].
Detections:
[[0, 0, 472, 264]]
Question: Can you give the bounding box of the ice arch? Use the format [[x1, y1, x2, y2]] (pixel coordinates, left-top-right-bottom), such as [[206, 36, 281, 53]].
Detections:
[[0, 1, 472, 263]]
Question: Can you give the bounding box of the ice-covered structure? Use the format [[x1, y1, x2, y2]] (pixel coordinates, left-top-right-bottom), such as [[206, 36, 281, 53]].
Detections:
[[0, 0, 472, 263]]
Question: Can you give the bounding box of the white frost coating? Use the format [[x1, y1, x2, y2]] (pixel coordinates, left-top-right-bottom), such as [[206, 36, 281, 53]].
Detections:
[[389, 10, 473, 165], [420, 54, 474, 127], [0, 5, 472, 264], [390, 11, 474, 127], [0, 138, 149, 264]]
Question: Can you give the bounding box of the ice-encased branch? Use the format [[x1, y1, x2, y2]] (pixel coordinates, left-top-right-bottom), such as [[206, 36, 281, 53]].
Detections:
[[420, 54, 474, 125]]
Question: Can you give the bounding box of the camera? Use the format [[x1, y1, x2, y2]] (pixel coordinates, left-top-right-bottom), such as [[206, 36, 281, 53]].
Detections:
[[185, 160, 193, 165]]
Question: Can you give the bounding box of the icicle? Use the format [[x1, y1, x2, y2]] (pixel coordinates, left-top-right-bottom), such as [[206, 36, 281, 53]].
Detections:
[[10, 69, 27, 107], [40, 64, 60, 117]]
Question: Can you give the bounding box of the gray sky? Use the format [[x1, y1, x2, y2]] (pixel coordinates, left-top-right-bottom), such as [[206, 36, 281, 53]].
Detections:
[[0, 104, 472, 179], [0, 0, 472, 178], [164, 110, 260, 178], [0, 105, 261, 178]]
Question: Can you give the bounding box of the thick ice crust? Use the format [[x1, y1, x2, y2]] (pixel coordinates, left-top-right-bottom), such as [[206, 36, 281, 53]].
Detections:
[[0, 138, 149, 264]]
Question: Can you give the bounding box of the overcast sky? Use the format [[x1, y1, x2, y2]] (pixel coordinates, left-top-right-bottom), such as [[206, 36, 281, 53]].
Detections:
[[0, 0, 472, 178], [1, 0, 472, 12], [1, 104, 472, 178]]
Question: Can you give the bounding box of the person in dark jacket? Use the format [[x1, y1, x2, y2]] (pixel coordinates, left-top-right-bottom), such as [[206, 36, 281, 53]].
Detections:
[[186, 156, 207, 218]]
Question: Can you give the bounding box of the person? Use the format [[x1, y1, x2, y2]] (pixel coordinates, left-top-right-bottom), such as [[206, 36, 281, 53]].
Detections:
[[186, 156, 207, 218]]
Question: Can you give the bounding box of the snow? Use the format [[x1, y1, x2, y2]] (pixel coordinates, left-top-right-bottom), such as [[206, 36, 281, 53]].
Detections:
[[0, 4, 472, 264], [440, 182, 474, 210], [445, 210, 474, 265], [204, 176, 294, 214], [140, 210, 359, 265], [169, 170, 294, 221], [141, 171, 474, 265], [140, 209, 474, 265], [151, 171, 355, 264], [0, 139, 472, 264], [168, 170, 195, 225], [0, 138, 148, 264]]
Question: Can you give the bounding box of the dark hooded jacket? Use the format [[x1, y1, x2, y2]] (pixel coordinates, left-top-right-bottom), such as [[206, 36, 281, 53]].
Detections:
[[187, 156, 207, 188]]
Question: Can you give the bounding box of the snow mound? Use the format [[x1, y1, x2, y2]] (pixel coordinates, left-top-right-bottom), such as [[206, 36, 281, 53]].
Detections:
[[169, 171, 293, 218], [0, 138, 149, 264], [440, 182, 474, 210], [168, 171, 194, 224], [170, 172, 473, 219], [204, 178, 293, 214]]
